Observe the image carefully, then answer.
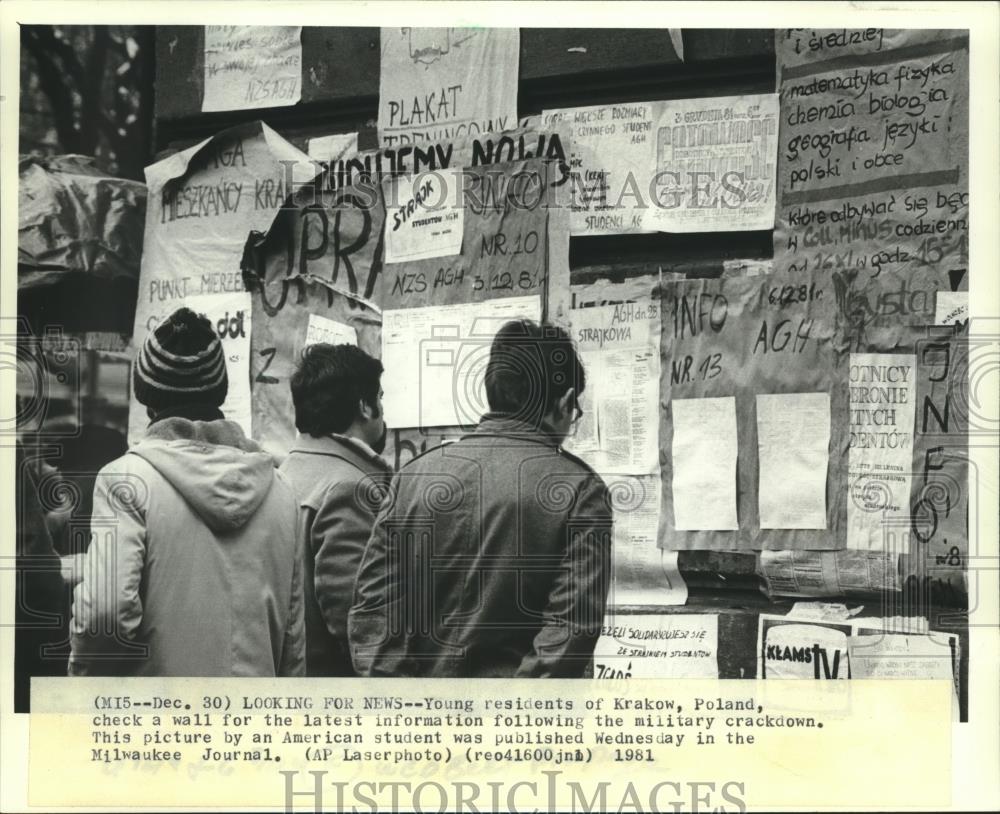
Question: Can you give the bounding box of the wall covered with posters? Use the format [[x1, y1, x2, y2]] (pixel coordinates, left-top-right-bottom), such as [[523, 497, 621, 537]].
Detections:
[[146, 27, 969, 715]]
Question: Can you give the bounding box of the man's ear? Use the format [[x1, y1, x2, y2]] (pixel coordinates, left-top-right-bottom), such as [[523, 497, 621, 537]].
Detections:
[[557, 388, 576, 417], [358, 398, 374, 421]]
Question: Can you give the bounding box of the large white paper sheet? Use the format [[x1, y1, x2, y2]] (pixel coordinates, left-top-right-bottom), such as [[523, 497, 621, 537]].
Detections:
[[594, 614, 718, 679], [378, 28, 519, 146], [381, 295, 541, 428], [565, 301, 661, 475], [183, 291, 253, 436], [643, 94, 778, 233], [202, 26, 302, 112], [847, 353, 917, 550], [384, 169, 464, 263], [671, 396, 739, 530], [757, 392, 830, 529], [606, 475, 686, 607]]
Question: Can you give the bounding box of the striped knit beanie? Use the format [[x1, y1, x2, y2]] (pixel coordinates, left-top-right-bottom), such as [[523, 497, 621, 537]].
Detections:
[[133, 307, 228, 411]]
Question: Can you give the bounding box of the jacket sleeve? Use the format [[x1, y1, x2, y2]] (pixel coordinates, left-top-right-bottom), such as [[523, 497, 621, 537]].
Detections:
[[278, 525, 307, 677], [69, 462, 147, 676], [310, 479, 378, 642], [516, 473, 613, 678], [348, 474, 407, 676]]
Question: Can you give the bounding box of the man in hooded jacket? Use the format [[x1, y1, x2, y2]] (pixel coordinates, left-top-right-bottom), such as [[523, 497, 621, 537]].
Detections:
[[69, 307, 305, 677]]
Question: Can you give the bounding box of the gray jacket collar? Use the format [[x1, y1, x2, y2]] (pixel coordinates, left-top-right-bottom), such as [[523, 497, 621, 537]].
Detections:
[[289, 433, 390, 472], [468, 413, 562, 448]]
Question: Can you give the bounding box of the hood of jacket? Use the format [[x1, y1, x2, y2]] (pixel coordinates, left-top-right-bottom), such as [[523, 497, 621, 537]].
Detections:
[[129, 417, 277, 533]]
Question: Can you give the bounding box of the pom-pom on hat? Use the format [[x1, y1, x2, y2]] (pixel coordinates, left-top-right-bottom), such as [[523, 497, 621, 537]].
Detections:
[[133, 307, 228, 411]]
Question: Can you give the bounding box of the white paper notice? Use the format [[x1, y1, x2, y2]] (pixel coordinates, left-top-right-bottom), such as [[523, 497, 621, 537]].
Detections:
[[847, 353, 917, 550], [594, 614, 717, 679], [757, 392, 830, 529], [934, 291, 969, 326], [541, 102, 656, 236], [384, 169, 464, 262], [183, 291, 253, 436], [306, 132, 359, 164], [378, 28, 519, 146], [605, 475, 686, 607], [202, 26, 302, 113], [671, 397, 739, 530], [758, 618, 851, 679], [849, 633, 957, 681], [565, 301, 661, 475], [129, 123, 311, 443], [381, 295, 541, 428], [303, 314, 358, 349], [643, 94, 778, 233]]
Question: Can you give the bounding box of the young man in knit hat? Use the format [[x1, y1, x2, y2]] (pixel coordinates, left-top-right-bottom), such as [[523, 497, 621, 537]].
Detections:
[[69, 307, 305, 676], [279, 343, 392, 676]]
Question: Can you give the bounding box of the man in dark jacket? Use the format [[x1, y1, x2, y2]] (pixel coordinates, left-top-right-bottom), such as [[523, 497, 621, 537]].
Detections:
[[279, 344, 392, 676], [349, 319, 613, 677]]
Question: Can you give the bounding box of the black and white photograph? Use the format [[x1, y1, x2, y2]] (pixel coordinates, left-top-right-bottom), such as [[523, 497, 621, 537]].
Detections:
[[2, 2, 998, 812]]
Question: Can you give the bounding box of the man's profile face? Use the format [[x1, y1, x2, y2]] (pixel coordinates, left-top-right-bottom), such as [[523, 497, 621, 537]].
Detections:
[[366, 386, 388, 455]]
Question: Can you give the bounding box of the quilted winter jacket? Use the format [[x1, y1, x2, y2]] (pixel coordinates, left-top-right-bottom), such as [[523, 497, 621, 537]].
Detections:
[[69, 418, 305, 677]]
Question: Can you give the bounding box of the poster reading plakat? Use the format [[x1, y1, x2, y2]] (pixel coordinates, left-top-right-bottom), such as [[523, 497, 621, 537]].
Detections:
[[379, 28, 519, 146], [643, 94, 779, 233], [202, 26, 302, 112], [847, 353, 917, 550]]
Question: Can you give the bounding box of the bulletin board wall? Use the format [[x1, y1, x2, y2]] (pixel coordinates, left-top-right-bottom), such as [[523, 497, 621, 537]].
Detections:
[[149, 27, 969, 716]]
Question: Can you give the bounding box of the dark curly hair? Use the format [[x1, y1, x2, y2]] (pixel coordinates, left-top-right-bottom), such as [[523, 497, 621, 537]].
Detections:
[[290, 343, 383, 437]]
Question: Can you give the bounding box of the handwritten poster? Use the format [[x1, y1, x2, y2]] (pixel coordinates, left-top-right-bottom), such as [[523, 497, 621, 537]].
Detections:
[[541, 102, 656, 235], [908, 329, 968, 598], [248, 278, 381, 460], [659, 270, 845, 551], [378, 28, 519, 146], [202, 26, 302, 112], [182, 291, 253, 435], [774, 30, 968, 288], [317, 125, 569, 194], [379, 160, 554, 311], [384, 168, 465, 262], [671, 396, 739, 531], [594, 614, 718, 679], [380, 295, 541, 429], [565, 300, 661, 475], [130, 121, 313, 442], [756, 392, 830, 529], [847, 353, 916, 550], [643, 94, 779, 233]]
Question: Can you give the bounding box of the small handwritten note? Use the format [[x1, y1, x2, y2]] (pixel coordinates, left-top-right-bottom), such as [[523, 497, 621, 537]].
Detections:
[[202, 26, 302, 113]]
